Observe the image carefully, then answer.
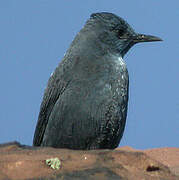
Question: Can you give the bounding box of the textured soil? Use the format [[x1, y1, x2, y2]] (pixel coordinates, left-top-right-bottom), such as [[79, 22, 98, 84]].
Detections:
[[0, 142, 178, 180]]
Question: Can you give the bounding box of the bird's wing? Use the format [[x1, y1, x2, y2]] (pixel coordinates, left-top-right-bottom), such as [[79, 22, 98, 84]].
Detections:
[[37, 74, 129, 149], [33, 60, 71, 146]]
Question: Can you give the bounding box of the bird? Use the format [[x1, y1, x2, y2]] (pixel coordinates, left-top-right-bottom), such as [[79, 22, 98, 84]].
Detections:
[[33, 12, 162, 150]]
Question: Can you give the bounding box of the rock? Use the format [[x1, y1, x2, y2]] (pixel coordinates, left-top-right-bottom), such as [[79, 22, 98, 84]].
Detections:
[[0, 142, 178, 180]]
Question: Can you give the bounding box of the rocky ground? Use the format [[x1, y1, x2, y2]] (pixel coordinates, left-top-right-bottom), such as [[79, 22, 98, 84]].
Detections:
[[0, 142, 178, 180]]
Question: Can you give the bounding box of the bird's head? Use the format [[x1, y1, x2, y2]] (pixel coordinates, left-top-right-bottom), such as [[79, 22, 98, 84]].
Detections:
[[85, 12, 162, 57]]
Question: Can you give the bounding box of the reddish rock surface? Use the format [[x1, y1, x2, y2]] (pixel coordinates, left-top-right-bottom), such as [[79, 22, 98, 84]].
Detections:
[[0, 142, 178, 180]]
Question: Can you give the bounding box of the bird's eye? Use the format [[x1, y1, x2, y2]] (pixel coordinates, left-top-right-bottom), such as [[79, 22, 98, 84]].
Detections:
[[117, 29, 125, 37]]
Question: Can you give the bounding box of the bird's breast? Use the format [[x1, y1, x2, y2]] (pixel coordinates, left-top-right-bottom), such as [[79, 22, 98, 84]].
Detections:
[[68, 54, 128, 102]]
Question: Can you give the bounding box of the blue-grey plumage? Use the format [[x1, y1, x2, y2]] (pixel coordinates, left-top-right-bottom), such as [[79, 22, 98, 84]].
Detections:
[[33, 12, 162, 149]]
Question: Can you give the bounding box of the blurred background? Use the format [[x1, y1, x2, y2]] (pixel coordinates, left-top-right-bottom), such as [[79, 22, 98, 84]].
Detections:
[[0, 0, 179, 149]]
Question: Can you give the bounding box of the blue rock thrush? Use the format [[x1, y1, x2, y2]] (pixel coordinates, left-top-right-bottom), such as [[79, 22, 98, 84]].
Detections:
[[33, 12, 162, 150]]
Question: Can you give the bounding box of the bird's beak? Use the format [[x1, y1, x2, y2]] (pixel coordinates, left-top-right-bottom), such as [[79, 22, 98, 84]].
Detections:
[[132, 34, 162, 43]]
